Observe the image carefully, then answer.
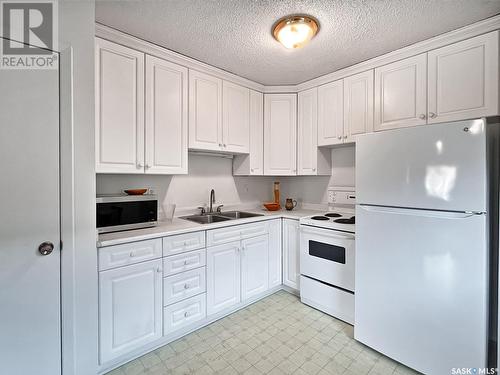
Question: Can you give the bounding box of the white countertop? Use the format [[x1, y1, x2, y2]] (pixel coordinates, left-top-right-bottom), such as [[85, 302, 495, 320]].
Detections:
[[97, 208, 324, 248]]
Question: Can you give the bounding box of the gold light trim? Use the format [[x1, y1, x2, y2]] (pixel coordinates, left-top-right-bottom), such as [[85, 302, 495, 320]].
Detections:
[[272, 15, 320, 49]]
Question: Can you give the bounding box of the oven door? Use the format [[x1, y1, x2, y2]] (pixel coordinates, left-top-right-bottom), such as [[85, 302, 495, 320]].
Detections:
[[300, 225, 355, 292]]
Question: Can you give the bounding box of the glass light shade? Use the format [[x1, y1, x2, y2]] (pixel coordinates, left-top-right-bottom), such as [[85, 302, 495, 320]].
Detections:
[[273, 16, 319, 49]]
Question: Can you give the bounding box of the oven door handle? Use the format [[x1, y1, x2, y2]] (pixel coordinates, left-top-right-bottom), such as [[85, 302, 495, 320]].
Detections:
[[299, 225, 355, 240]]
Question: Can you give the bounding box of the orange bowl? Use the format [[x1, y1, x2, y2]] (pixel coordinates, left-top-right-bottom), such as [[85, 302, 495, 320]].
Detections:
[[263, 202, 281, 211], [124, 188, 148, 195]]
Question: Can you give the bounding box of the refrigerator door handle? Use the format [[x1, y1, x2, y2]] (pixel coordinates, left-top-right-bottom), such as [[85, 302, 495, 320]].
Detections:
[[358, 204, 486, 219]]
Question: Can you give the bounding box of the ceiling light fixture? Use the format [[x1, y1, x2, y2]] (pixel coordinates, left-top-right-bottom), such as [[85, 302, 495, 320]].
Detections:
[[272, 15, 319, 49]]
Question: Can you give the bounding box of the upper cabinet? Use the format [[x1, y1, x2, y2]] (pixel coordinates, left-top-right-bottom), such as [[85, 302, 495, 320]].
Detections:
[[344, 70, 374, 142], [374, 53, 427, 131], [297, 88, 331, 175], [427, 31, 499, 124], [145, 56, 188, 174], [222, 81, 250, 153], [318, 80, 344, 146], [188, 70, 223, 152], [95, 38, 145, 174], [233, 90, 264, 175], [264, 94, 297, 176], [95, 38, 188, 175]]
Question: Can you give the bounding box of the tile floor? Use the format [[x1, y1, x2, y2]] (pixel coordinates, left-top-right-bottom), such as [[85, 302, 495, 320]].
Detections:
[[107, 291, 421, 375]]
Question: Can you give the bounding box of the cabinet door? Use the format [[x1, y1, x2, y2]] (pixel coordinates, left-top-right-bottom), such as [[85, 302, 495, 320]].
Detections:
[[318, 80, 344, 146], [241, 235, 269, 301], [374, 53, 427, 131], [145, 55, 188, 174], [206, 242, 241, 315], [99, 259, 162, 364], [268, 219, 282, 288], [344, 70, 374, 142], [428, 31, 499, 124], [264, 94, 297, 175], [95, 38, 145, 173], [249, 90, 264, 174], [282, 219, 300, 291], [189, 70, 223, 151], [298, 88, 319, 175], [223, 81, 250, 153]]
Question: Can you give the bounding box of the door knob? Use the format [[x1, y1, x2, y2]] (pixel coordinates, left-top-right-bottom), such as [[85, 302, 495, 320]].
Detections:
[[419, 114, 427, 120], [38, 241, 54, 256], [429, 112, 437, 119]]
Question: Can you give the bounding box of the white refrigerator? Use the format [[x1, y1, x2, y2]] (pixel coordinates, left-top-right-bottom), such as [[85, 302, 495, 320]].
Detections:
[[355, 119, 498, 375]]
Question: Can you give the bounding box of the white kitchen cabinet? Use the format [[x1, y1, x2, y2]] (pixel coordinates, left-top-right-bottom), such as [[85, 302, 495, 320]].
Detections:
[[189, 70, 223, 151], [344, 70, 374, 142], [264, 94, 297, 175], [317, 80, 344, 146], [233, 90, 264, 175], [427, 31, 499, 124], [282, 219, 300, 291], [297, 88, 331, 175], [268, 219, 282, 288], [223, 81, 250, 153], [99, 259, 163, 364], [206, 241, 241, 315], [374, 53, 427, 131], [241, 235, 269, 301], [95, 38, 145, 174], [145, 55, 188, 174]]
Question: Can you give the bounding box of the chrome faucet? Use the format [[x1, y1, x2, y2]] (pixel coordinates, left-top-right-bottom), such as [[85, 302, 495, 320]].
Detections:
[[209, 189, 215, 213]]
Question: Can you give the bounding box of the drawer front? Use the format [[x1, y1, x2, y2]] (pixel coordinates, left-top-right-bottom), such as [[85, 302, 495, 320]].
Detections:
[[98, 238, 162, 271], [163, 249, 206, 276], [163, 231, 205, 256], [163, 267, 206, 306], [207, 222, 268, 246], [164, 293, 206, 335]]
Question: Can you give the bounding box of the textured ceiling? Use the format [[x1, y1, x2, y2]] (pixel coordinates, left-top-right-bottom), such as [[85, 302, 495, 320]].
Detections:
[[95, 0, 500, 85]]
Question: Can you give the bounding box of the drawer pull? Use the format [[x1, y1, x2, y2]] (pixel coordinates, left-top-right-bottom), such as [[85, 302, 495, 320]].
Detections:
[[157, 267, 162, 273], [129, 252, 134, 257], [184, 284, 190, 289], [184, 311, 189, 317]]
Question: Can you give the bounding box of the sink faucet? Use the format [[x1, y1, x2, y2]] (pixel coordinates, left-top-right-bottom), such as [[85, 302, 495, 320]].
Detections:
[[209, 189, 215, 213]]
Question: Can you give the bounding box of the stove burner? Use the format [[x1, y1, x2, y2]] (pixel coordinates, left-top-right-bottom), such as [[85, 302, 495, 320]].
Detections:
[[324, 213, 342, 218], [334, 216, 355, 224], [311, 216, 330, 221]]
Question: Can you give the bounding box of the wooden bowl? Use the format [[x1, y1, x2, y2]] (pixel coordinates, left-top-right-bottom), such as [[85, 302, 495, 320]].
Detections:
[[124, 188, 148, 195], [263, 202, 281, 211]]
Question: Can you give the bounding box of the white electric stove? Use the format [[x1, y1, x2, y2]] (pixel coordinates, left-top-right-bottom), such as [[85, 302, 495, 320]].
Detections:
[[299, 188, 356, 325]]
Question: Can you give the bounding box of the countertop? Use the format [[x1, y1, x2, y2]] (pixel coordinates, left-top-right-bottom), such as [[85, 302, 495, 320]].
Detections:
[[97, 208, 324, 248]]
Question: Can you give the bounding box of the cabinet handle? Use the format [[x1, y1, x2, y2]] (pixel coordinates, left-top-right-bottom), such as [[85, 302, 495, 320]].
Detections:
[[157, 267, 162, 273], [312, 168, 316, 172], [137, 163, 143, 168], [419, 114, 427, 120], [337, 136, 342, 140], [343, 135, 347, 139], [250, 168, 254, 172], [184, 284, 190, 289], [145, 164, 151, 169], [223, 144, 227, 148], [129, 252, 134, 257], [183, 260, 188, 265], [184, 311, 189, 318], [218, 143, 222, 147], [429, 112, 437, 119]]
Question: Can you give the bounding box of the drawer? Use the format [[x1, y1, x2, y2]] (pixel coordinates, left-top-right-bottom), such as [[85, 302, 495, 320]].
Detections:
[[98, 238, 162, 271], [163, 267, 206, 306], [207, 221, 268, 246], [163, 249, 206, 276], [164, 293, 206, 335], [163, 231, 205, 256]]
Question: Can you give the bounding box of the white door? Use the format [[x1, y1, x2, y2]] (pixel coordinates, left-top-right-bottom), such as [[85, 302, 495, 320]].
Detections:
[[268, 219, 282, 288], [95, 38, 145, 173], [428, 31, 499, 124], [99, 259, 163, 363], [282, 219, 300, 291], [0, 54, 61, 375], [223, 81, 250, 153], [206, 242, 241, 315], [189, 70, 223, 151], [374, 53, 427, 131], [241, 235, 269, 301], [264, 94, 297, 175], [344, 70, 374, 142], [317, 80, 344, 146], [249, 90, 264, 174], [145, 55, 188, 174], [298, 88, 319, 175]]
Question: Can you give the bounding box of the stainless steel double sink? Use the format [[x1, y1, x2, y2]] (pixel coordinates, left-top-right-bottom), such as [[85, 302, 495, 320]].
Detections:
[[180, 211, 263, 224]]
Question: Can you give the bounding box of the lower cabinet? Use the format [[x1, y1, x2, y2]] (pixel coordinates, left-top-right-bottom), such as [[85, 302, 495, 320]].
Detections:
[[268, 219, 282, 288], [163, 294, 206, 334], [206, 241, 242, 315], [241, 235, 269, 300], [283, 218, 300, 291], [99, 259, 163, 363]]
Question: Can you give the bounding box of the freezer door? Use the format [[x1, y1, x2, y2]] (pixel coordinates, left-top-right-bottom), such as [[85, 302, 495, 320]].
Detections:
[[355, 205, 488, 375], [356, 119, 487, 212]]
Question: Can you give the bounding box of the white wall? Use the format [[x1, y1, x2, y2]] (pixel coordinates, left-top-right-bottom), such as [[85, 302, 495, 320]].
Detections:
[[97, 154, 280, 215]]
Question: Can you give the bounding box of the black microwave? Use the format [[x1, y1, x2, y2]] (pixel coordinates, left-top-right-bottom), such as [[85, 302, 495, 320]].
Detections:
[[96, 194, 158, 233]]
